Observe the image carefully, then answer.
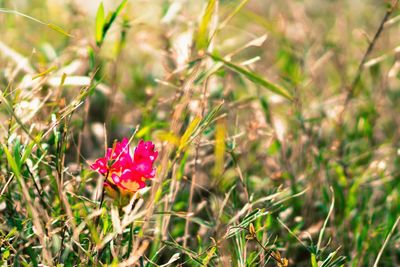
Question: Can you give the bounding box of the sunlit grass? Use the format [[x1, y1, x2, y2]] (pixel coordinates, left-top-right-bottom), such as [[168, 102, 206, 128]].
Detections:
[[0, 0, 400, 266]]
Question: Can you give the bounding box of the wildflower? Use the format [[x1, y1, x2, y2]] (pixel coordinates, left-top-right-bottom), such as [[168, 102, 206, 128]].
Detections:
[[91, 138, 158, 193]]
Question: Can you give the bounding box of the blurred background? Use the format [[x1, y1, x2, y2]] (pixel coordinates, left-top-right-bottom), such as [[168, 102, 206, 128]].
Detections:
[[1, 0, 400, 266]]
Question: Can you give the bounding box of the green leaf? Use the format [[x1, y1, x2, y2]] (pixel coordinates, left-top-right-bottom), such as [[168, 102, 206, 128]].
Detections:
[[209, 53, 293, 100], [88, 46, 96, 69], [311, 254, 318, 267], [47, 23, 72, 37], [196, 0, 216, 51], [5, 227, 18, 239], [114, 0, 128, 18], [2, 144, 21, 177], [202, 246, 216, 266], [214, 119, 226, 177], [179, 116, 202, 152], [102, 0, 127, 42], [32, 66, 57, 80], [96, 0, 127, 47], [2, 249, 10, 260], [95, 2, 105, 45]]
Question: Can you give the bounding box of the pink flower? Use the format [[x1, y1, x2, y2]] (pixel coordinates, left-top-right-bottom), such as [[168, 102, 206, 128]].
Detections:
[[91, 138, 158, 193]]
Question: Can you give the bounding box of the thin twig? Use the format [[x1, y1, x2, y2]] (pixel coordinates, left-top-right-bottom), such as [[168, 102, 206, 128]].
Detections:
[[342, 1, 399, 115], [0, 174, 13, 196]]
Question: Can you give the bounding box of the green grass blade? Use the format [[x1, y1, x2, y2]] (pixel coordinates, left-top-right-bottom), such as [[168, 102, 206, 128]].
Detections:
[[209, 53, 293, 100], [2, 144, 21, 177], [196, 0, 216, 51], [311, 254, 318, 267], [179, 116, 202, 152], [0, 8, 72, 37], [95, 2, 105, 45], [102, 0, 127, 42], [317, 187, 335, 251], [47, 23, 72, 37]]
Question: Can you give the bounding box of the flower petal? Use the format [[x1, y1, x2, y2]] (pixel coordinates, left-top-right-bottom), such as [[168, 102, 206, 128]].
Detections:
[[134, 140, 158, 163], [91, 138, 157, 194], [90, 158, 108, 175], [119, 180, 141, 192]]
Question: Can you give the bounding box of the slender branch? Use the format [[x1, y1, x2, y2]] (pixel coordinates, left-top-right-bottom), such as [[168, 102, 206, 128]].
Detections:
[[342, 1, 399, 112]]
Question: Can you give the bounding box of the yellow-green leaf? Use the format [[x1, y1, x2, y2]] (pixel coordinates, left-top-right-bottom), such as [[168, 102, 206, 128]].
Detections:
[[2, 144, 21, 177], [311, 253, 318, 267], [32, 66, 57, 80], [157, 131, 180, 146], [196, 0, 216, 52], [209, 53, 293, 100], [95, 2, 105, 45], [47, 23, 73, 37], [179, 116, 202, 151], [214, 119, 226, 177], [202, 246, 216, 266]]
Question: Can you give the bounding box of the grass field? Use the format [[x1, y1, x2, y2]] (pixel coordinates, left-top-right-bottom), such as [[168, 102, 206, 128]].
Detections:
[[1, 0, 400, 266]]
